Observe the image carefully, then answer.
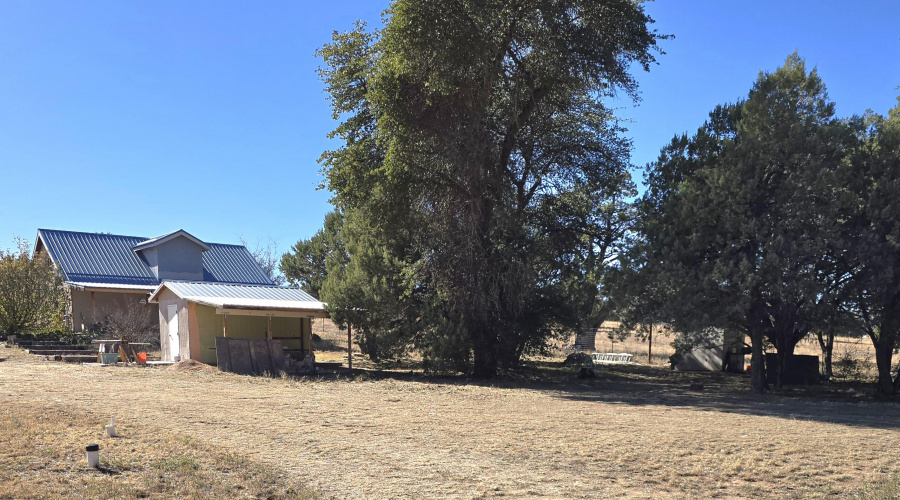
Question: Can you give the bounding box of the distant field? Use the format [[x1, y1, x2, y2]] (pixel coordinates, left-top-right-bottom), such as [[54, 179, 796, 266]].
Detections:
[[2, 342, 900, 499], [579, 322, 678, 366], [315, 317, 895, 382], [575, 322, 892, 380]]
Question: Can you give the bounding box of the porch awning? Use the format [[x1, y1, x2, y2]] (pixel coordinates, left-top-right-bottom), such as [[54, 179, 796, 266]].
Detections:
[[148, 280, 328, 317]]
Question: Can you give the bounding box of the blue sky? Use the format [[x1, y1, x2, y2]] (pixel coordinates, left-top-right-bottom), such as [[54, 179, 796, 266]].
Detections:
[[1, 1, 898, 256]]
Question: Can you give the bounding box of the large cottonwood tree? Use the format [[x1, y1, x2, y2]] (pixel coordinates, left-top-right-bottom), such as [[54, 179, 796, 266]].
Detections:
[[314, 1, 665, 376]]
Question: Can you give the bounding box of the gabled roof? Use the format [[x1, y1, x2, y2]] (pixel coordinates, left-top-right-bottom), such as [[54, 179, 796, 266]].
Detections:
[[36, 229, 274, 288], [148, 281, 326, 312], [201, 244, 273, 284], [132, 229, 211, 252], [36, 230, 158, 287]]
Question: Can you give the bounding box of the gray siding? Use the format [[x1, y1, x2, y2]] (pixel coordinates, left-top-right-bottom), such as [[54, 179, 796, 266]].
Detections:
[[150, 236, 205, 281], [141, 247, 159, 278]]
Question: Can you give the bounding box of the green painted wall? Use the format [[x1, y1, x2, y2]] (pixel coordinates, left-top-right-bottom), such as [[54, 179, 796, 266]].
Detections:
[[194, 304, 308, 365]]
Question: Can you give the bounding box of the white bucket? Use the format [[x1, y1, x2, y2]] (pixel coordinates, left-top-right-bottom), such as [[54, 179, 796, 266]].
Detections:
[[85, 444, 99, 468]]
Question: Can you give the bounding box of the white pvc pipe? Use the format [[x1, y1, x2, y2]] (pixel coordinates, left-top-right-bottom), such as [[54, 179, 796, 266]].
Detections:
[[85, 444, 99, 468]]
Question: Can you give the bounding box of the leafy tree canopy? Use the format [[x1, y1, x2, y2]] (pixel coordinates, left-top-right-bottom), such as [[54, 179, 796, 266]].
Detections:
[[313, 0, 666, 376], [0, 239, 69, 337]]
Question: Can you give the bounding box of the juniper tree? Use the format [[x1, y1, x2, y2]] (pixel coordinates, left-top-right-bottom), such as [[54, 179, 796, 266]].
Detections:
[[629, 54, 855, 392], [837, 100, 900, 395]]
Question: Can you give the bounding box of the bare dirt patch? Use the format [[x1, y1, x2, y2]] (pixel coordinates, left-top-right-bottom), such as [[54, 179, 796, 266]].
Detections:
[[1, 345, 898, 499]]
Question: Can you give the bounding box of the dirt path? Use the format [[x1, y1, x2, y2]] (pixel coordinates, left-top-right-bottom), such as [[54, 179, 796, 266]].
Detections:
[[1, 348, 899, 499]]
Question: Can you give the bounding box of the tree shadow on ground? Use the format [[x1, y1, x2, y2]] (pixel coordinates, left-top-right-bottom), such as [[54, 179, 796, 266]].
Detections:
[[94, 466, 120, 476], [328, 361, 900, 431], [547, 376, 900, 431]]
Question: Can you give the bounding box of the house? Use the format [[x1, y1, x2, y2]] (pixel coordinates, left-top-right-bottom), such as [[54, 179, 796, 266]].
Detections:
[[34, 229, 327, 363]]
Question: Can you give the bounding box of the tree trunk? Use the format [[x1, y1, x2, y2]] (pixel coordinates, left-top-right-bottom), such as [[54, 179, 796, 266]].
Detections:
[[816, 330, 834, 380], [772, 332, 784, 389], [874, 340, 896, 396], [472, 339, 499, 379], [361, 328, 380, 363], [773, 338, 797, 389], [873, 302, 899, 396], [750, 330, 767, 393]]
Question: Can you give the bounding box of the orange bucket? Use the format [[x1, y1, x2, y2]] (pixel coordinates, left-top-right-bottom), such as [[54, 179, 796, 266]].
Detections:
[[136, 352, 148, 364]]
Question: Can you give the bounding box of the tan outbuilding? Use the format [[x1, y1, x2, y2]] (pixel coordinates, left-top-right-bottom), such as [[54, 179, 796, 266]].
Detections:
[[148, 281, 327, 364]]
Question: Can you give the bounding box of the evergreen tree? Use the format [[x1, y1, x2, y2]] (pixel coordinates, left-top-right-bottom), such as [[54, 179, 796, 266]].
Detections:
[[838, 99, 900, 395], [627, 54, 855, 392], [281, 211, 345, 299]]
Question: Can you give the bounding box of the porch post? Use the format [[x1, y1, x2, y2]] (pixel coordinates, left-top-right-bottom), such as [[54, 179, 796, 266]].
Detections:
[[308, 317, 315, 357], [299, 316, 304, 353], [223, 313, 228, 338], [267, 315, 272, 340]]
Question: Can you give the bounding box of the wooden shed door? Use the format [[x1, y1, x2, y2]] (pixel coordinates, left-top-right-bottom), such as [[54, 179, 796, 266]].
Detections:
[[167, 304, 180, 361]]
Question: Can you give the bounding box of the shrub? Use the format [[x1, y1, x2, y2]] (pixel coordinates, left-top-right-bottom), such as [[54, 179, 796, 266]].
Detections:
[[0, 238, 69, 337]]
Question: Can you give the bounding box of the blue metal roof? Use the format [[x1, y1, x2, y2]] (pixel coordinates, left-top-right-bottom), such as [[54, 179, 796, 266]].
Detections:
[[202, 244, 273, 285], [36, 229, 274, 287], [37, 230, 158, 286]]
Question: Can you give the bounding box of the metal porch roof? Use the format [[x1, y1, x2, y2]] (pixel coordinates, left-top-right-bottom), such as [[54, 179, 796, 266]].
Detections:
[[149, 281, 326, 312]]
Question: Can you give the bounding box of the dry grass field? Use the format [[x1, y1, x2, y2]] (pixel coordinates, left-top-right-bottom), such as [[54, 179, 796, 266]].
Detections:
[[0, 403, 314, 499], [2, 339, 900, 499]]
